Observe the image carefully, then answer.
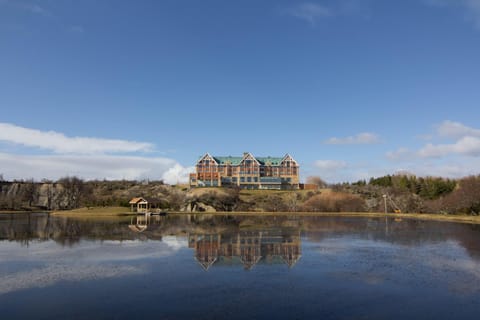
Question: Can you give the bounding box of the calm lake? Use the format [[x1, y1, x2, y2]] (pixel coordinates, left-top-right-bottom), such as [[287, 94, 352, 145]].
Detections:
[[1, 213, 480, 319]]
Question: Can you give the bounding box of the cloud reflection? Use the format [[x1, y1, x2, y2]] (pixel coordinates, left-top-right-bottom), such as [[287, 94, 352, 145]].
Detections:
[[0, 238, 187, 295]]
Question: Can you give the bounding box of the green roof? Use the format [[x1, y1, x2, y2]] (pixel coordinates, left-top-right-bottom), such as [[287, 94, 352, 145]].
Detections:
[[198, 153, 290, 166], [213, 156, 243, 165], [256, 157, 283, 166], [212, 156, 284, 166]]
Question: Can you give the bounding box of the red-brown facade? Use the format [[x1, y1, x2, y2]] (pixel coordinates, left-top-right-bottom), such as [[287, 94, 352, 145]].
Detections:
[[190, 152, 299, 190]]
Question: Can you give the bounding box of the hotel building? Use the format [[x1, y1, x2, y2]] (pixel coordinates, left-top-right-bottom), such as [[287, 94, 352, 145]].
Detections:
[[189, 152, 299, 190]]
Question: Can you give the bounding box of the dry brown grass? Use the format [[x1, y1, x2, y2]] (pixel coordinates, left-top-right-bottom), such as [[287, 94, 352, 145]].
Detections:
[[50, 205, 480, 225], [302, 191, 365, 212], [166, 211, 480, 225], [51, 206, 131, 216]]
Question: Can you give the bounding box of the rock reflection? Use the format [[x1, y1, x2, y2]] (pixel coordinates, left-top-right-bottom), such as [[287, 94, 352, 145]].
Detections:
[[2, 213, 480, 264]]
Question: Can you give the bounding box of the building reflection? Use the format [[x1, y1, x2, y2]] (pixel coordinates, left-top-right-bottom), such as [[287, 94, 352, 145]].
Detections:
[[188, 229, 302, 271], [128, 214, 153, 233]]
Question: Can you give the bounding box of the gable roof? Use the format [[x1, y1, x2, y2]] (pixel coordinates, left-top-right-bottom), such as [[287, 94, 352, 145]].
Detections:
[[239, 152, 260, 165], [129, 197, 145, 204], [196, 153, 218, 165], [129, 197, 163, 205], [197, 153, 290, 166], [279, 154, 298, 165]]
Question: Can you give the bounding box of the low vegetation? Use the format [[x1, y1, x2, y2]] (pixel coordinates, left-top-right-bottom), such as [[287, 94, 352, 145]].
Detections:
[[1, 174, 480, 216]]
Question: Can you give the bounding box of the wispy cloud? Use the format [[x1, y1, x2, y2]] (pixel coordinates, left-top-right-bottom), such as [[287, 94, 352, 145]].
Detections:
[[436, 120, 480, 139], [0, 153, 194, 184], [387, 120, 480, 159], [325, 132, 381, 145], [418, 120, 480, 158], [317, 121, 480, 181], [314, 159, 348, 170], [0, 123, 194, 183], [283, 2, 332, 26], [0, 123, 153, 154], [418, 136, 480, 158], [424, 0, 480, 30]]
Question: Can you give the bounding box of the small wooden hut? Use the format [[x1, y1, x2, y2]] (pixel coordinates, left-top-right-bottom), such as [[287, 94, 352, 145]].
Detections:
[[129, 197, 163, 213]]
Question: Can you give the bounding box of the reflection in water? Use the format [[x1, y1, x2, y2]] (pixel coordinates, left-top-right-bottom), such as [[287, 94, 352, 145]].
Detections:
[[3, 213, 480, 259], [128, 213, 302, 270], [2, 213, 480, 319], [129, 214, 153, 233], [189, 230, 301, 270]]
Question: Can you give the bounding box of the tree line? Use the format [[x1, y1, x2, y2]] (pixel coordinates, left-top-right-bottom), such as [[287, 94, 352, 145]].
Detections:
[[1, 174, 480, 215]]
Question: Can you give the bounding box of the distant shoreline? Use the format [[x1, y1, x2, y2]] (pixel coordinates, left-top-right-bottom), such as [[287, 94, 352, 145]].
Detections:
[[3, 206, 480, 225]]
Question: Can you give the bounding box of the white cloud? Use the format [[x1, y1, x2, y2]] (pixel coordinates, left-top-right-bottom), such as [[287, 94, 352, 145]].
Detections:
[[436, 120, 480, 139], [162, 163, 195, 185], [418, 136, 480, 158], [284, 2, 332, 25], [325, 132, 381, 145], [386, 121, 480, 161], [0, 123, 153, 154], [0, 153, 193, 184], [314, 160, 348, 170], [408, 161, 479, 178], [0, 123, 193, 184]]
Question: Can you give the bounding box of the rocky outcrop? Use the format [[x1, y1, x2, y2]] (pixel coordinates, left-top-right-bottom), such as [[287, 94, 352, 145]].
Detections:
[[0, 180, 183, 211], [181, 201, 217, 213], [0, 182, 65, 210]]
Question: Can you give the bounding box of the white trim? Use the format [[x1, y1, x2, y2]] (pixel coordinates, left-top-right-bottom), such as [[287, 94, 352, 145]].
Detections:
[[196, 153, 218, 165], [239, 152, 260, 166], [280, 153, 297, 165]]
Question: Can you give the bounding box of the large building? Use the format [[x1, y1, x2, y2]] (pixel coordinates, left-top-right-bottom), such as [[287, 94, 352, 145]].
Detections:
[[189, 152, 299, 190]]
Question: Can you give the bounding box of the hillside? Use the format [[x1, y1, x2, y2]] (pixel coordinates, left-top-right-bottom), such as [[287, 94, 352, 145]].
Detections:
[[1, 174, 479, 215]]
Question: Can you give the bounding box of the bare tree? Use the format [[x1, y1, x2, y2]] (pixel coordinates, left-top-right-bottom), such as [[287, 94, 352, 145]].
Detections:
[[285, 192, 301, 212], [306, 176, 327, 188], [57, 176, 88, 209], [20, 179, 38, 208]]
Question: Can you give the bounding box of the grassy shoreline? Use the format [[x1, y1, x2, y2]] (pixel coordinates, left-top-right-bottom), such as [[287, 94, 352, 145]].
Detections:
[[49, 206, 132, 217], [0, 210, 49, 214], [37, 207, 480, 225]]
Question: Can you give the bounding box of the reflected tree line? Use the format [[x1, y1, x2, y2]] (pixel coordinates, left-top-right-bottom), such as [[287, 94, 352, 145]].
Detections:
[[2, 213, 480, 263]]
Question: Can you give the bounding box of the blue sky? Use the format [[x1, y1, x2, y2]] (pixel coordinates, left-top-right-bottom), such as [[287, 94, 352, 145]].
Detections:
[[1, 0, 480, 183]]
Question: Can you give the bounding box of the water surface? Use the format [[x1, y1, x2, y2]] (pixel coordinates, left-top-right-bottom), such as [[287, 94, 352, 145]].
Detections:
[[1, 213, 480, 319]]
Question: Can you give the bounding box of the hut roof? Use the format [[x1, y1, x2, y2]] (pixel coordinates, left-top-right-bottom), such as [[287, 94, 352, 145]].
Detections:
[[129, 197, 145, 204]]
